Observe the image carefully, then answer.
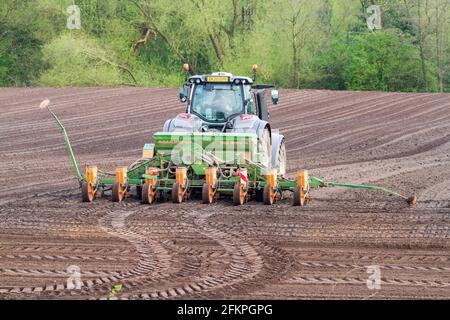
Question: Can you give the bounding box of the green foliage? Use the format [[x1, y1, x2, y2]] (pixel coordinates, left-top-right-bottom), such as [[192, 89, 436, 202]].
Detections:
[[309, 38, 350, 90], [343, 31, 430, 92], [0, 0, 65, 86], [132, 60, 183, 87], [0, 0, 449, 92], [39, 33, 123, 86], [0, 22, 44, 86]]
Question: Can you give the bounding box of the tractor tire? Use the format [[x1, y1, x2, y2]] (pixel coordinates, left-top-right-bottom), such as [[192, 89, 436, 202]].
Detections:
[[259, 128, 272, 168], [112, 182, 125, 202], [81, 182, 95, 203], [202, 183, 215, 204], [233, 183, 246, 206], [172, 182, 184, 204], [263, 184, 275, 205], [277, 142, 287, 177]]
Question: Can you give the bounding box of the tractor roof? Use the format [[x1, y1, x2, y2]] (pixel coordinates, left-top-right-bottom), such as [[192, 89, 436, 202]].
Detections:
[[187, 72, 254, 85]]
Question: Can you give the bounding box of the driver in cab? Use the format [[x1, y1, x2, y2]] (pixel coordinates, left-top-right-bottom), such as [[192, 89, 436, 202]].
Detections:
[[210, 90, 240, 118]]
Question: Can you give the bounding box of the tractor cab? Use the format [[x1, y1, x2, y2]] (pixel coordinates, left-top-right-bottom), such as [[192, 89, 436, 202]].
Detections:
[[178, 66, 279, 128]]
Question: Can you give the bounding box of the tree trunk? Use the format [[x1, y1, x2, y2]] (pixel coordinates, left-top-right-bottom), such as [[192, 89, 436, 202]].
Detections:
[[292, 38, 299, 88], [419, 44, 428, 91], [209, 33, 224, 67]]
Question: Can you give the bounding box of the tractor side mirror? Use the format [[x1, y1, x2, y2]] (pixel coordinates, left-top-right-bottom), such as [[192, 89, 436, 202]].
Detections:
[[179, 87, 188, 103], [271, 90, 279, 105]]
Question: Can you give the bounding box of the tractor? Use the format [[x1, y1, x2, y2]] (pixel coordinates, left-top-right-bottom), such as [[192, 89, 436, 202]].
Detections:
[[41, 64, 417, 207]]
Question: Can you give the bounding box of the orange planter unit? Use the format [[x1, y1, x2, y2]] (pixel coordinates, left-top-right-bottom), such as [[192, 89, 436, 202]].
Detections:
[[266, 170, 277, 188], [204, 167, 218, 186], [115, 167, 128, 185], [82, 166, 97, 202], [112, 167, 128, 202], [202, 167, 218, 204], [86, 166, 98, 185], [297, 170, 309, 189], [263, 170, 278, 205], [142, 167, 159, 204], [176, 167, 187, 186], [293, 170, 309, 206], [145, 168, 159, 184]]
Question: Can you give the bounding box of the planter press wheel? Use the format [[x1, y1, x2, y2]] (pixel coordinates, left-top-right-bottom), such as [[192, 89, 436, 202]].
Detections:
[[81, 182, 96, 203], [112, 182, 126, 202], [142, 183, 157, 204], [263, 184, 276, 206], [293, 186, 307, 206], [202, 183, 215, 204], [172, 182, 185, 204], [233, 183, 247, 206]]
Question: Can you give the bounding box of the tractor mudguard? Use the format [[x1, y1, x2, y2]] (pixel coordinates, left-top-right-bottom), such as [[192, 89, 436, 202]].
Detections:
[[256, 121, 271, 143], [231, 115, 259, 132], [165, 114, 203, 132], [163, 119, 173, 132], [230, 117, 270, 143]]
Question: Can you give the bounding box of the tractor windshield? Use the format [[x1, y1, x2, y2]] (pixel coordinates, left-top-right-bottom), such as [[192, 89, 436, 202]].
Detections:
[[191, 83, 244, 122]]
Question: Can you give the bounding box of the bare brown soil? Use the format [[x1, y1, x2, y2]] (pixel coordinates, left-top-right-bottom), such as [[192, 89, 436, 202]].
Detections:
[[0, 87, 449, 300]]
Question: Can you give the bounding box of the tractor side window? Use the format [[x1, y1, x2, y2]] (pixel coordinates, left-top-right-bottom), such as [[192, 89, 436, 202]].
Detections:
[[246, 85, 255, 114]]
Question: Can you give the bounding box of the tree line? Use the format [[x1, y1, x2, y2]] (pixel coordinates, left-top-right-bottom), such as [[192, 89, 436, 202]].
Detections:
[[0, 0, 449, 92]]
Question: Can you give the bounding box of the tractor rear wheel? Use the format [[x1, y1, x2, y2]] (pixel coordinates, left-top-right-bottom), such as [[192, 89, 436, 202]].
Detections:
[[112, 182, 125, 202], [81, 182, 95, 202], [293, 186, 306, 206], [233, 184, 246, 206], [263, 185, 275, 205], [202, 183, 215, 204], [172, 182, 184, 204]]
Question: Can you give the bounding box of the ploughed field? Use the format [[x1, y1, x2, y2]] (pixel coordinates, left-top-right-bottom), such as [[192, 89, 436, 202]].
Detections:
[[0, 87, 449, 299]]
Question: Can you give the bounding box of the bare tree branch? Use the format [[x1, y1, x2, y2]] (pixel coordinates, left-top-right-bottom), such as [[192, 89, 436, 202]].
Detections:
[[133, 28, 154, 53]]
